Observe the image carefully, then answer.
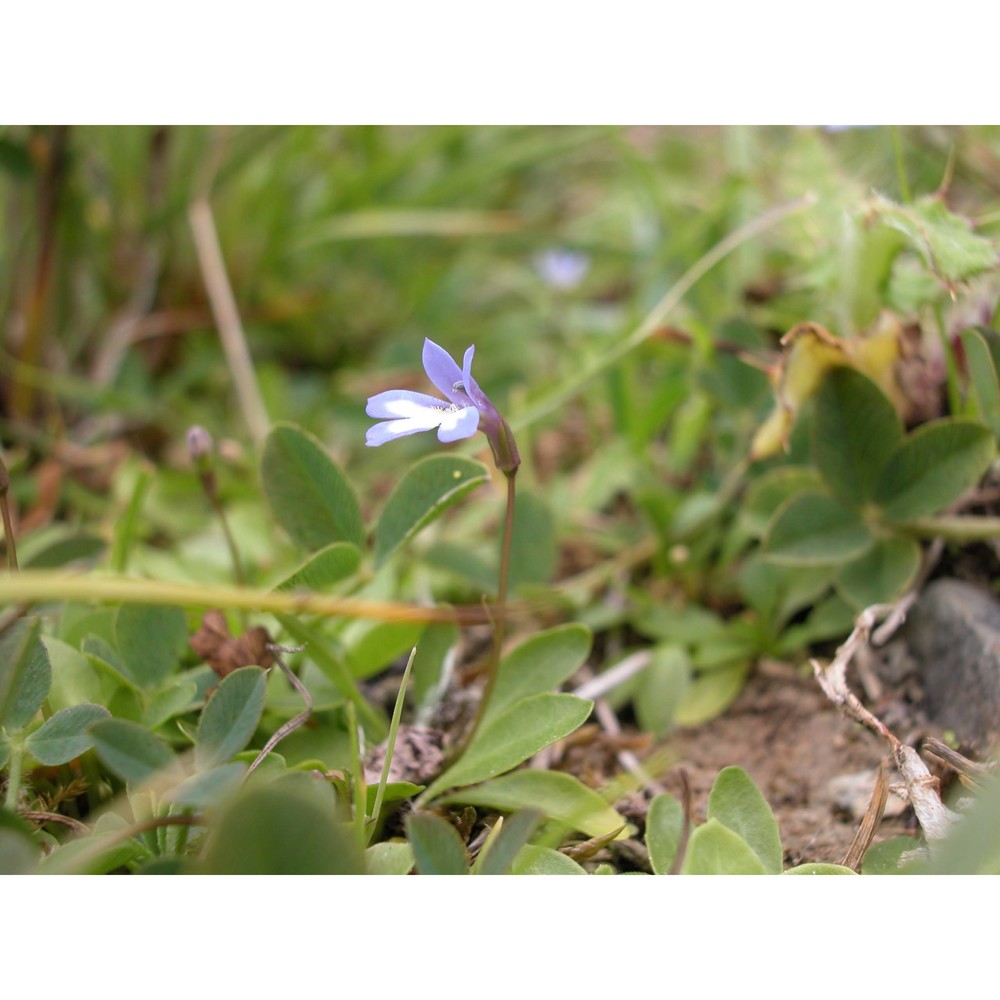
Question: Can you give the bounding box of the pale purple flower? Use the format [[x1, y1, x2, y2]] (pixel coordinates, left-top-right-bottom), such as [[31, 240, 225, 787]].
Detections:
[[534, 248, 589, 291], [366, 339, 520, 474]]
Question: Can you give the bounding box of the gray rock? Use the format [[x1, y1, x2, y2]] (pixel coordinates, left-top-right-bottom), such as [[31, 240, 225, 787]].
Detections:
[[905, 579, 1000, 748]]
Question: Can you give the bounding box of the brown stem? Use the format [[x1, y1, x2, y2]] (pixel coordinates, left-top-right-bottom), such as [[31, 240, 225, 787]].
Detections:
[[10, 126, 69, 419], [0, 454, 18, 571]]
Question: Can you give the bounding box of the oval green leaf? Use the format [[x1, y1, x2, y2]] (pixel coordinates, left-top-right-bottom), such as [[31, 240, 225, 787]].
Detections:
[[90, 717, 178, 785], [960, 327, 1000, 440], [200, 774, 364, 874], [115, 604, 188, 689], [374, 453, 490, 566], [274, 541, 362, 591], [472, 810, 543, 875], [635, 644, 692, 738], [707, 766, 782, 874], [763, 493, 872, 565], [674, 662, 748, 727], [873, 419, 995, 522], [813, 366, 903, 507], [511, 844, 587, 875], [680, 818, 768, 874], [366, 841, 415, 875], [262, 423, 364, 550], [406, 811, 469, 875], [483, 623, 592, 726], [422, 693, 593, 801], [835, 535, 921, 610], [646, 792, 685, 874], [440, 769, 626, 839], [195, 666, 267, 770], [0, 618, 51, 731], [507, 490, 557, 588], [26, 703, 110, 765]]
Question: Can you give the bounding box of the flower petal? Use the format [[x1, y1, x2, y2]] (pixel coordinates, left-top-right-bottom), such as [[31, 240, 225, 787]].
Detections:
[[366, 389, 449, 419], [422, 338, 467, 404], [461, 344, 487, 405], [366, 413, 446, 447], [437, 405, 479, 442]]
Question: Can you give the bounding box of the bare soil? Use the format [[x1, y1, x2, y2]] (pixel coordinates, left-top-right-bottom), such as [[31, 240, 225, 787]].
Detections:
[[655, 667, 915, 867]]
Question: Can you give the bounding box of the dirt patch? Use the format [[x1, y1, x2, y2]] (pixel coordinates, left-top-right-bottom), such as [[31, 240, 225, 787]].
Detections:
[[655, 667, 915, 867]]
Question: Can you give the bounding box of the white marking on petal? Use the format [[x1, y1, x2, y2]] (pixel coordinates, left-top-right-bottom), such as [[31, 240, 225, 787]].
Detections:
[[437, 405, 479, 443]]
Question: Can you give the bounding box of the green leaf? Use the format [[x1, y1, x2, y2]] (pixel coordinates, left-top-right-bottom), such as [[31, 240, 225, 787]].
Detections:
[[200, 774, 364, 874], [345, 620, 425, 680], [784, 863, 857, 875], [707, 766, 782, 874], [164, 762, 247, 810], [41, 637, 104, 713], [35, 812, 144, 875], [274, 542, 362, 591], [634, 644, 691, 738], [22, 532, 106, 569], [25, 704, 110, 765], [262, 423, 364, 550], [90, 717, 177, 785], [374, 453, 489, 565], [861, 836, 923, 874], [483, 623, 592, 726], [143, 678, 199, 730], [440, 770, 627, 839], [873, 193, 999, 285], [510, 844, 586, 875], [674, 663, 748, 727], [680, 818, 768, 874], [741, 466, 825, 538], [960, 327, 1000, 439], [411, 622, 459, 711], [0, 618, 51, 731], [835, 535, 921, 609], [406, 811, 469, 874], [763, 493, 872, 565], [114, 604, 188, 689], [646, 793, 685, 874], [366, 841, 415, 875], [195, 666, 267, 770], [813, 367, 903, 507], [422, 693, 593, 800], [873, 419, 995, 522], [472, 810, 543, 875], [275, 615, 388, 741], [507, 490, 557, 588], [0, 807, 39, 874]]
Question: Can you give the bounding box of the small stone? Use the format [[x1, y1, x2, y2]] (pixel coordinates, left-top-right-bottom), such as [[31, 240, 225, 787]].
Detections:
[[904, 579, 1000, 749]]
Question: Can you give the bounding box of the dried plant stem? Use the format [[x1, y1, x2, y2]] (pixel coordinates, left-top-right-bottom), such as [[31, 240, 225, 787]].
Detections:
[[10, 126, 68, 419], [0, 571, 496, 625], [812, 604, 958, 845], [19, 810, 89, 834], [841, 760, 890, 871], [669, 769, 693, 875], [0, 455, 18, 571], [244, 646, 313, 781], [188, 198, 270, 448]]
